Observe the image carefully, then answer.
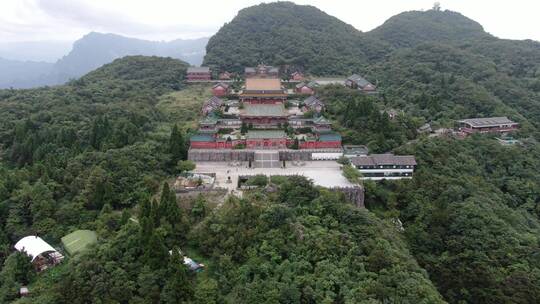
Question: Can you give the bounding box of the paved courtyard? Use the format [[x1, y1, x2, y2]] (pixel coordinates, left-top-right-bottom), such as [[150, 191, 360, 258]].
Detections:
[[193, 160, 355, 193]]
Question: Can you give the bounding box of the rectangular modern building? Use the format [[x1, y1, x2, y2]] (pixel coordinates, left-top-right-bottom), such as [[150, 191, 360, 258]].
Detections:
[[351, 154, 417, 180], [458, 117, 518, 134]]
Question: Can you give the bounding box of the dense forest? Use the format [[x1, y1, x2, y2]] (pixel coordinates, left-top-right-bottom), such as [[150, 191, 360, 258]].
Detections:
[[1, 2, 540, 304], [203, 2, 389, 75]]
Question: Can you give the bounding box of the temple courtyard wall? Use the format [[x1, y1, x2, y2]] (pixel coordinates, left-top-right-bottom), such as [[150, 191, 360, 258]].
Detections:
[[189, 148, 343, 162]]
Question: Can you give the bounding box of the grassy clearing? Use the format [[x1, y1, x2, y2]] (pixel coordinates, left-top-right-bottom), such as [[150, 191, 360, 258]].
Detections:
[[156, 84, 213, 132]]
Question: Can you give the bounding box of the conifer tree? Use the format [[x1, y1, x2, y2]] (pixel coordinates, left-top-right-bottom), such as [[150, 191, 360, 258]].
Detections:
[[169, 124, 186, 164], [143, 231, 169, 270], [160, 247, 193, 303], [139, 216, 154, 246], [150, 199, 161, 227], [139, 199, 152, 219]]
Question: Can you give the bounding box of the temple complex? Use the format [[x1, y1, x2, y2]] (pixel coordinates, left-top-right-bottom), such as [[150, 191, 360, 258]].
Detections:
[[189, 65, 342, 152]]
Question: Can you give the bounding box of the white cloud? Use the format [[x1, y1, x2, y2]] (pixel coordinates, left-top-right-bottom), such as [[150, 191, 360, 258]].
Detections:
[[0, 0, 539, 43]]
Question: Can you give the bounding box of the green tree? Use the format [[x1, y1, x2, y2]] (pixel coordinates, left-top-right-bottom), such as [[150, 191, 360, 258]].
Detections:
[[177, 160, 196, 174], [169, 124, 187, 164], [160, 247, 193, 303], [194, 278, 219, 304]]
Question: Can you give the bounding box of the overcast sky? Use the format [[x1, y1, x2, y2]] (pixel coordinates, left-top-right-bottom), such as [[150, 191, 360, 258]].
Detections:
[[1, 0, 540, 43]]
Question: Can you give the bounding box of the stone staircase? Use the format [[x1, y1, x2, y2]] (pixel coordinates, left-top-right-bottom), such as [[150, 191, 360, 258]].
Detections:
[[253, 151, 281, 168]]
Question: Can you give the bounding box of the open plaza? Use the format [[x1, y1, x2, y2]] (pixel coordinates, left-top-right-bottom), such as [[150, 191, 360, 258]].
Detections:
[[192, 160, 355, 193]]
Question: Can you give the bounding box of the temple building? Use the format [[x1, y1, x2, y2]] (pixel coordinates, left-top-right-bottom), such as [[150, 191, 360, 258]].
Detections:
[[212, 83, 230, 97], [187, 67, 211, 81], [302, 96, 324, 113], [290, 71, 304, 81], [189, 66, 342, 151], [246, 130, 288, 149], [219, 71, 232, 80], [202, 96, 223, 116], [346, 74, 377, 94], [245, 64, 279, 78], [240, 78, 287, 104], [295, 82, 316, 95], [458, 117, 519, 134], [299, 132, 342, 149], [240, 103, 289, 126], [351, 154, 417, 180]]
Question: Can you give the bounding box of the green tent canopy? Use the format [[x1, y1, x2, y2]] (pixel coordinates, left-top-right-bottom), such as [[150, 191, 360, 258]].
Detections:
[[61, 230, 97, 256]]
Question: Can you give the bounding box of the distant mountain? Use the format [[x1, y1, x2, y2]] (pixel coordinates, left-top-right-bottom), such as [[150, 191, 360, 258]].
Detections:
[[0, 40, 72, 62], [0, 32, 208, 89], [203, 1, 389, 75], [53, 32, 208, 80], [0, 57, 54, 88]]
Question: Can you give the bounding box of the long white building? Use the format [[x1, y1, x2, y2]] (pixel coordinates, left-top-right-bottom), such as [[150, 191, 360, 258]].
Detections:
[[351, 154, 417, 180]]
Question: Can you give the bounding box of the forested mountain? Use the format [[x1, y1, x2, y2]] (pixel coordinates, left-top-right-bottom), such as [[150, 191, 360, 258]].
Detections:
[[0, 33, 208, 89], [203, 2, 389, 75], [0, 56, 448, 303], [367, 10, 491, 48]]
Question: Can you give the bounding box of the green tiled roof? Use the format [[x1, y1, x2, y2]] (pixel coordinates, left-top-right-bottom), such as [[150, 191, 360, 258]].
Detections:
[[200, 116, 218, 125], [243, 104, 286, 117], [313, 116, 331, 124], [246, 130, 287, 139], [319, 132, 342, 142], [190, 134, 215, 142]]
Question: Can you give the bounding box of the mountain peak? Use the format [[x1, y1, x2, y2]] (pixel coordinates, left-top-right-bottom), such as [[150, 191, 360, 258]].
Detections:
[[203, 1, 387, 75], [368, 9, 491, 48]]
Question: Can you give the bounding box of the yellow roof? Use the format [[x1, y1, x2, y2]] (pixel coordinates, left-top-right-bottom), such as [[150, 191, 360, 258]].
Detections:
[[245, 78, 282, 91]]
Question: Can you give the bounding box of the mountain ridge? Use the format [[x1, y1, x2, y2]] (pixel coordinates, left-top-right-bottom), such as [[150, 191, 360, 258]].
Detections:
[[0, 32, 208, 89]]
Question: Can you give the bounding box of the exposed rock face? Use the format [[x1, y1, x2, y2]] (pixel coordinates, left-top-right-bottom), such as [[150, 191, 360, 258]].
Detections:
[[332, 186, 365, 208]]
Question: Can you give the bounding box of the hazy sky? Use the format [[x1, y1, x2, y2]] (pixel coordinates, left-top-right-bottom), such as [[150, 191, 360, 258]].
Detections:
[[1, 0, 539, 43]]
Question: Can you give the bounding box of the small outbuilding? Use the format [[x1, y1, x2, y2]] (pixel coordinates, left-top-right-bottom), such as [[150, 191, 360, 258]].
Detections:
[[343, 145, 369, 158], [219, 71, 232, 80], [212, 82, 230, 97], [61, 230, 98, 256], [290, 71, 304, 81], [14, 236, 64, 271], [295, 82, 315, 95]]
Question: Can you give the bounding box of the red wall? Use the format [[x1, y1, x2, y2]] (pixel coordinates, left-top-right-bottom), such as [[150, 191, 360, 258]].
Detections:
[[191, 139, 341, 150], [190, 141, 217, 149], [299, 141, 341, 149], [246, 138, 287, 149], [240, 98, 285, 104], [187, 73, 211, 80]]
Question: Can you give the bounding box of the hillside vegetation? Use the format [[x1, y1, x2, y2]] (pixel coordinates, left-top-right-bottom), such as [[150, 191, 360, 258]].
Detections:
[[0, 56, 444, 303], [203, 2, 389, 75], [1, 3, 540, 304]]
